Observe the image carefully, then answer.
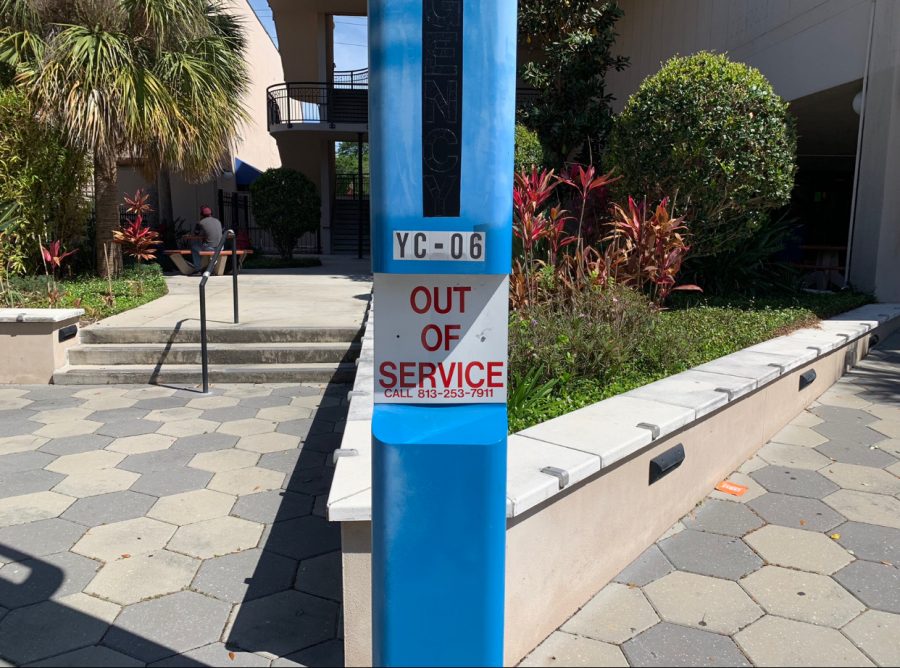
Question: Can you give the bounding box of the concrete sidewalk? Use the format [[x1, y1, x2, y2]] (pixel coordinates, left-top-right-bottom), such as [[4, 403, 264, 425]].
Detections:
[[524, 330, 900, 667], [94, 256, 372, 331]]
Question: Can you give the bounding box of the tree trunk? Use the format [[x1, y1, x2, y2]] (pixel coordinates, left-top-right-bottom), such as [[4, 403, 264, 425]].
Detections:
[[94, 153, 122, 278]]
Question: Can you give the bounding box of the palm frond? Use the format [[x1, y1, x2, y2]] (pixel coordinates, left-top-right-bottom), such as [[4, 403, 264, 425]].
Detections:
[[121, 0, 207, 48], [8, 0, 250, 180], [0, 29, 46, 69], [0, 0, 40, 32], [204, 1, 247, 51]]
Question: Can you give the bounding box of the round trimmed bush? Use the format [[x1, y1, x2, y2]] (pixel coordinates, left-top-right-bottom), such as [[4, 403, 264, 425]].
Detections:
[[607, 52, 797, 258], [514, 123, 545, 171], [250, 167, 321, 259]]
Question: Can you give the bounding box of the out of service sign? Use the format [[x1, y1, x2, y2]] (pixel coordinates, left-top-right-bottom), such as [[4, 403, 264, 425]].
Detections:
[[374, 274, 508, 404]]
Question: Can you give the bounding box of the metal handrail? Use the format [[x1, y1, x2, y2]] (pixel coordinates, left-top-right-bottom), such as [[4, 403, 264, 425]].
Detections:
[[333, 68, 369, 88], [199, 229, 239, 394], [335, 172, 370, 200], [266, 82, 368, 129], [266, 81, 540, 131]]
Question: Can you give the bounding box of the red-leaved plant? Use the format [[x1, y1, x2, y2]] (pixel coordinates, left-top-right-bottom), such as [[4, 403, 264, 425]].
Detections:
[[40, 240, 78, 273], [605, 197, 702, 304], [38, 238, 77, 306], [113, 190, 160, 263], [511, 164, 700, 310]]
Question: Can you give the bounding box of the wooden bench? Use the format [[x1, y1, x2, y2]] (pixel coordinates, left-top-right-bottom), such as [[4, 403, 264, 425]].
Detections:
[[163, 250, 254, 276]]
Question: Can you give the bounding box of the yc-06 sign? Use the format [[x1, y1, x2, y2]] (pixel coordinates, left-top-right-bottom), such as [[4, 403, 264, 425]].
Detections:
[[374, 274, 508, 404]]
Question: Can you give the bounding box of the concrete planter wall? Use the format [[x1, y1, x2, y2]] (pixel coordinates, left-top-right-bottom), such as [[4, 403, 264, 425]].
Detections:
[[0, 309, 84, 384], [327, 303, 900, 666]]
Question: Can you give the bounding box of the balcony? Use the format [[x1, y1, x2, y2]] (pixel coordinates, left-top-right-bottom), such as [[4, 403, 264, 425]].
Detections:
[[267, 68, 539, 135], [267, 69, 369, 134]]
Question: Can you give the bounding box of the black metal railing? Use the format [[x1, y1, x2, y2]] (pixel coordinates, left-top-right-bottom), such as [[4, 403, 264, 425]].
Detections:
[[267, 77, 541, 131], [217, 191, 250, 236], [267, 82, 368, 129], [335, 173, 370, 200], [198, 229, 239, 394], [333, 68, 368, 89]]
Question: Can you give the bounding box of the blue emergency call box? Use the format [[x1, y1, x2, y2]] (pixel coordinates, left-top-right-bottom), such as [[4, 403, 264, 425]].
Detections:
[[369, 1, 517, 666]]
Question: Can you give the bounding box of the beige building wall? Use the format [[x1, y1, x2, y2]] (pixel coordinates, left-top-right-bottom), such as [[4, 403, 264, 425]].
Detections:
[[608, 0, 871, 109], [267, 0, 367, 253], [224, 0, 284, 174]]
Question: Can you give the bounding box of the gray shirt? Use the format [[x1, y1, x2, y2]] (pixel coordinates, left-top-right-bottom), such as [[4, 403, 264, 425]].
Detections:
[[196, 216, 223, 247]]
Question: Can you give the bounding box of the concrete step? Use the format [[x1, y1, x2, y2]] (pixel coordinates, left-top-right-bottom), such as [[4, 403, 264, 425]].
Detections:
[[53, 362, 358, 385], [81, 326, 362, 345], [68, 342, 361, 366]]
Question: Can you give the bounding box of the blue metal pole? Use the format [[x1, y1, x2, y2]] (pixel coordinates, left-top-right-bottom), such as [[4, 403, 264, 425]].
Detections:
[[370, 1, 517, 665]]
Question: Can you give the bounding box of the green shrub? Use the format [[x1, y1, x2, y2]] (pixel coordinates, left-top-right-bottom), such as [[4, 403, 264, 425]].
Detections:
[[0, 84, 90, 274], [607, 52, 797, 258], [250, 168, 321, 260], [509, 283, 656, 389], [514, 124, 545, 171]]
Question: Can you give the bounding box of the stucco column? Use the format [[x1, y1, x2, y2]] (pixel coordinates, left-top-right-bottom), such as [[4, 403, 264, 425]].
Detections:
[[849, 0, 900, 301]]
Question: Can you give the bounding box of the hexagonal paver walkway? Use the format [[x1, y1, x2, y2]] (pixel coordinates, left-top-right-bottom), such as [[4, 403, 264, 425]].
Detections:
[[525, 329, 900, 667], [0, 382, 347, 667]]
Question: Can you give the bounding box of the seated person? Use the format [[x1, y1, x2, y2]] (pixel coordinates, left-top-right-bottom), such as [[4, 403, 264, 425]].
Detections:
[[190, 206, 224, 272]]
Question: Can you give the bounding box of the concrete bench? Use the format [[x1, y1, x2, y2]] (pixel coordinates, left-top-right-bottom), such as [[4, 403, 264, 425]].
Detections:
[[163, 250, 254, 276], [0, 309, 85, 383]]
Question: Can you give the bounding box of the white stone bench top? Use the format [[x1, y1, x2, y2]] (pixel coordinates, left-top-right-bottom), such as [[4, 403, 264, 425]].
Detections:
[[327, 303, 900, 523], [0, 308, 84, 323]]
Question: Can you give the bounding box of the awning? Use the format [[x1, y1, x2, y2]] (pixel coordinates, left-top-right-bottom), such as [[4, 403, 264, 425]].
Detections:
[[235, 159, 264, 187]]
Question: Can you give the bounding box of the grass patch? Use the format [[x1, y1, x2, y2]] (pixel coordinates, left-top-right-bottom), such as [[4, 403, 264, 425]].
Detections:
[[243, 255, 322, 270], [1, 263, 168, 324], [508, 290, 874, 433]]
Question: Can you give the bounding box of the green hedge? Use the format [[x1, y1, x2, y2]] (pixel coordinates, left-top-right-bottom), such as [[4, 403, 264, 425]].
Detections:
[[608, 52, 797, 258], [251, 168, 321, 260], [509, 290, 874, 432], [514, 124, 545, 171]]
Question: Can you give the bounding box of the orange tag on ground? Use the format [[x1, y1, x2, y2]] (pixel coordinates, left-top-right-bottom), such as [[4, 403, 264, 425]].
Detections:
[[716, 480, 748, 496]]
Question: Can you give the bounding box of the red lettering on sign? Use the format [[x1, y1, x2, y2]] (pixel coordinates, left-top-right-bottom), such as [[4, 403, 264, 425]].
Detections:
[[399, 362, 417, 388], [410, 286, 430, 314], [420, 362, 437, 388], [379, 362, 397, 389], [445, 324, 460, 348], [421, 324, 442, 351], [433, 288, 453, 314], [487, 361, 504, 388], [377, 361, 505, 391], [438, 362, 455, 387], [457, 287, 471, 312], [465, 361, 485, 388], [420, 324, 462, 352], [408, 286, 474, 315]]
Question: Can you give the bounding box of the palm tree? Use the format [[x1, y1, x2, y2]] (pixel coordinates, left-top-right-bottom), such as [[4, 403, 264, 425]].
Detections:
[[0, 0, 248, 277]]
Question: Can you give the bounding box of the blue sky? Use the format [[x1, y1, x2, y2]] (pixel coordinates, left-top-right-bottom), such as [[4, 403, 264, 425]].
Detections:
[[248, 2, 369, 72]]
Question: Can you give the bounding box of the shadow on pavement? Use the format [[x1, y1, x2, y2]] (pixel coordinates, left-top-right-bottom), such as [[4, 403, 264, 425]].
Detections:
[[847, 330, 900, 402], [224, 374, 352, 666], [0, 545, 180, 665]]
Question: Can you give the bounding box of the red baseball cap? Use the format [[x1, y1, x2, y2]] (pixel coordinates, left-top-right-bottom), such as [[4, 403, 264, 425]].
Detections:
[[200, 206, 212, 217]]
